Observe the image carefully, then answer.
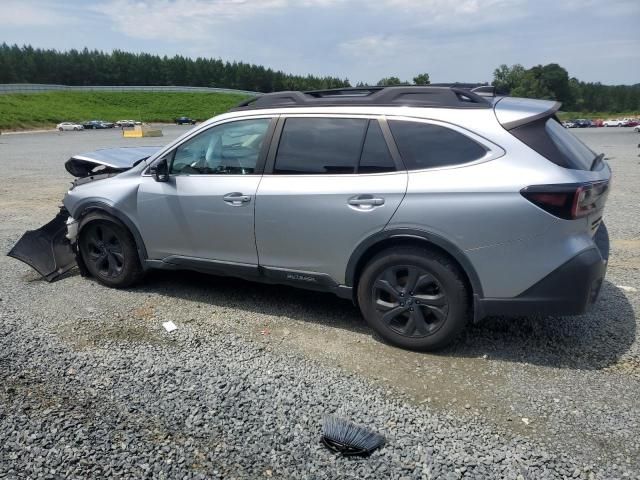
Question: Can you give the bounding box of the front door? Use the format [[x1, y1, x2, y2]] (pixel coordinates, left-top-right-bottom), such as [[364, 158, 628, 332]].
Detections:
[[137, 117, 274, 266]]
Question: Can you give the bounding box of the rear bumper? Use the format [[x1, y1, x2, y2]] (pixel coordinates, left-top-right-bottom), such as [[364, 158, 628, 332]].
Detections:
[[475, 227, 608, 320]]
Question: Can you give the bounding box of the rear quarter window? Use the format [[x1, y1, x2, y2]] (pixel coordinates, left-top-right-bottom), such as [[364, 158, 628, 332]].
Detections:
[[509, 117, 597, 170], [388, 120, 487, 170]]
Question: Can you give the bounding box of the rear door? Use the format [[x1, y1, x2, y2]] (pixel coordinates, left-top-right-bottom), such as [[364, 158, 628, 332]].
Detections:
[[255, 115, 408, 285]]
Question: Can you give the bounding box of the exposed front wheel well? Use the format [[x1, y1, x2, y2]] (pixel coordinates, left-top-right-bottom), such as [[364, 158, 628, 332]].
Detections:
[[350, 236, 478, 304]]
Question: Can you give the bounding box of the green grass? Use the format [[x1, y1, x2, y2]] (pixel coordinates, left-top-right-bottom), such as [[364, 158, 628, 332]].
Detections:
[[558, 111, 640, 121], [0, 91, 251, 130]]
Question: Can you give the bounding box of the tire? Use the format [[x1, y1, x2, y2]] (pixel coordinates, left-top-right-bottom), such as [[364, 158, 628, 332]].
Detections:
[[78, 219, 143, 288], [357, 247, 469, 351], [58, 127, 63, 131]]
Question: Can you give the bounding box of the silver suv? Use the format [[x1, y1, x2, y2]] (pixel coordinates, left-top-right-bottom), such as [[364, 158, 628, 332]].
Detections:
[[10, 86, 611, 351]]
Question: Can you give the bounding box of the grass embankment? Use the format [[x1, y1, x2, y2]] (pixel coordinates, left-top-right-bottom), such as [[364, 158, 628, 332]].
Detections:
[[0, 91, 251, 130]]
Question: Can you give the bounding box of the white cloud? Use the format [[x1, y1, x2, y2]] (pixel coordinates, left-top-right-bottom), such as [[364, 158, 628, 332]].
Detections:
[[91, 0, 346, 41], [0, 0, 73, 26]]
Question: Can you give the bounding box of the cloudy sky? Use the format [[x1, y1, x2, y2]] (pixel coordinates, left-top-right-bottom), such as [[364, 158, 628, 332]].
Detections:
[[1, 0, 639, 84]]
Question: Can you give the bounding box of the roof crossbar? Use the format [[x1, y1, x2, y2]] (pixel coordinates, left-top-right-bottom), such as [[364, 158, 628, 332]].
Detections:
[[231, 86, 492, 111]]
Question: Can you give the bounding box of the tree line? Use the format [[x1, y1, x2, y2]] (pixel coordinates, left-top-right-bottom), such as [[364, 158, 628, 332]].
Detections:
[[0, 44, 349, 92], [1, 44, 638, 112]]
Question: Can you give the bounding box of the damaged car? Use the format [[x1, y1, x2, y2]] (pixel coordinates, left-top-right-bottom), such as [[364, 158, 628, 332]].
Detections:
[[9, 86, 611, 351]]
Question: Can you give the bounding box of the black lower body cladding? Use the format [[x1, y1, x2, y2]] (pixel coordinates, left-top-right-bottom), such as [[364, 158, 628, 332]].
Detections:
[[476, 224, 609, 319], [7, 208, 77, 281]]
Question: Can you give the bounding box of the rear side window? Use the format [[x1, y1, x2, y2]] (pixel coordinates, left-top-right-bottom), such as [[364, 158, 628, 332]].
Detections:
[[388, 120, 487, 170], [509, 117, 597, 170], [274, 118, 367, 174]]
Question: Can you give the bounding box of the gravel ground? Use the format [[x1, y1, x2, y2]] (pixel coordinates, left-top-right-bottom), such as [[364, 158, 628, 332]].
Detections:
[[0, 126, 639, 479]]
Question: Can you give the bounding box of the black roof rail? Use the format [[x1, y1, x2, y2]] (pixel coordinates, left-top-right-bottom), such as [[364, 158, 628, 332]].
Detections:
[[231, 86, 492, 111]]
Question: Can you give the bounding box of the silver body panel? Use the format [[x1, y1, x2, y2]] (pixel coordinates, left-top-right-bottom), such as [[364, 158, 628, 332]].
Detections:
[[63, 97, 611, 302]]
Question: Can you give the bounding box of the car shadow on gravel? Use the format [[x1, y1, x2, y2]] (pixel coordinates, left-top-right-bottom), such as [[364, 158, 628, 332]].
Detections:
[[446, 281, 637, 370], [138, 272, 635, 371]]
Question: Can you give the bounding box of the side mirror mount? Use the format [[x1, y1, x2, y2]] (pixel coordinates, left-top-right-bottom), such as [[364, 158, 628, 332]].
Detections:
[[150, 157, 169, 182]]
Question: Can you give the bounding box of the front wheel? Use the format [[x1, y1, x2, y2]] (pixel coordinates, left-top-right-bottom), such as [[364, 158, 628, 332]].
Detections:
[[58, 127, 63, 131], [357, 247, 469, 351], [79, 219, 143, 288]]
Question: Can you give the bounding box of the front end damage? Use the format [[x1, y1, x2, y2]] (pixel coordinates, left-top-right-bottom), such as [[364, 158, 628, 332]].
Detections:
[[7, 146, 159, 281], [7, 208, 78, 281]]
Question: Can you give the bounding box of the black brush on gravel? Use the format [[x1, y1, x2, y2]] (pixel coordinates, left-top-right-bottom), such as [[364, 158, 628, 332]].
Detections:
[[321, 415, 385, 456]]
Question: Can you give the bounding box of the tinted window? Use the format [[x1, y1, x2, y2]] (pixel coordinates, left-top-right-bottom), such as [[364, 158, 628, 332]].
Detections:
[[275, 118, 367, 174], [170, 118, 270, 175], [545, 118, 596, 170], [388, 120, 486, 170], [359, 121, 395, 173], [509, 117, 597, 170]]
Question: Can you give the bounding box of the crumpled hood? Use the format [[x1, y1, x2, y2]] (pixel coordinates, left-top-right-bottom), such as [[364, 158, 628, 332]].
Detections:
[[65, 146, 161, 177]]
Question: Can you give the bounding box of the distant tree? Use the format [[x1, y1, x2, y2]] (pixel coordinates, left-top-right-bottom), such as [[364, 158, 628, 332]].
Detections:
[[412, 73, 430, 85], [376, 76, 405, 86], [492, 64, 526, 94]]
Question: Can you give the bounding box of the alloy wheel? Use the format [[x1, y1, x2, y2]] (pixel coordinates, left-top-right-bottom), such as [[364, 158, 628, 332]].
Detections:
[[83, 223, 125, 278], [372, 265, 449, 338]]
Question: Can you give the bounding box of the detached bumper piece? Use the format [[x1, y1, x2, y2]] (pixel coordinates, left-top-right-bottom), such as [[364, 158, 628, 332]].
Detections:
[[7, 209, 77, 282]]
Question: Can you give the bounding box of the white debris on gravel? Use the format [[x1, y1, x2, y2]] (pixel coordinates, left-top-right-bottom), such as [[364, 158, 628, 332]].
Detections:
[[616, 285, 637, 293], [163, 321, 178, 333]]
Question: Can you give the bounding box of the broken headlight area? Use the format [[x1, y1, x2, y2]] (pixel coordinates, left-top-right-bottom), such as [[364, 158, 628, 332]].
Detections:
[[7, 208, 79, 282], [8, 146, 160, 282]]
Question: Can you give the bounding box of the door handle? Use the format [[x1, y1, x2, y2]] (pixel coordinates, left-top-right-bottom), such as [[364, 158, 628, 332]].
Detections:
[[223, 192, 251, 206], [348, 195, 385, 207]]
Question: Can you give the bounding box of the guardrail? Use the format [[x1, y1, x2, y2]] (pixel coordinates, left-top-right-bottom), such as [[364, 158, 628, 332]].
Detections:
[[0, 84, 260, 96]]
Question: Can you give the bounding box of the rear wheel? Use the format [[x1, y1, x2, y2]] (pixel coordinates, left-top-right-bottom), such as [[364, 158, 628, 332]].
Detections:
[[79, 220, 143, 288], [58, 127, 63, 131], [357, 247, 469, 351]]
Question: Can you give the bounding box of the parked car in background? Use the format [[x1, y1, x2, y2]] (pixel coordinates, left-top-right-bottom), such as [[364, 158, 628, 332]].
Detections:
[[623, 119, 638, 127], [9, 87, 612, 352], [591, 119, 604, 127], [603, 119, 624, 127], [115, 120, 136, 128], [574, 119, 592, 128], [56, 122, 84, 131], [562, 120, 576, 128], [82, 120, 111, 129], [175, 116, 197, 125]]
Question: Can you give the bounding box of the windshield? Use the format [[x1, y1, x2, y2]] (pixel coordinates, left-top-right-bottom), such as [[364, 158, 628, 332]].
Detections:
[[545, 118, 597, 170]]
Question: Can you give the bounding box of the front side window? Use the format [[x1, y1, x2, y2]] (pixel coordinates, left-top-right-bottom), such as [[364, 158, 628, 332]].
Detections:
[[388, 120, 487, 170], [274, 118, 368, 174], [170, 118, 270, 175]]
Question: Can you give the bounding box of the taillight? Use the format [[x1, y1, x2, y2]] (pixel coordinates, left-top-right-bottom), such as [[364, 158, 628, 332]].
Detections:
[[521, 181, 609, 220]]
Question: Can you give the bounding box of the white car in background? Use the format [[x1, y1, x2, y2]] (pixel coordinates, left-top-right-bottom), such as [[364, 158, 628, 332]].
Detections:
[[603, 119, 624, 127], [57, 122, 84, 131]]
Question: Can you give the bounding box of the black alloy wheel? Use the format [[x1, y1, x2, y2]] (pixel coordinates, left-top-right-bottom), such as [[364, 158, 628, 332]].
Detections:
[[82, 222, 125, 278], [78, 218, 143, 288], [357, 247, 469, 351], [372, 265, 449, 338]]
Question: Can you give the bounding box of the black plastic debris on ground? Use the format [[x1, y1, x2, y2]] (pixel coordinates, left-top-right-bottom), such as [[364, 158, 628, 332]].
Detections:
[[321, 415, 385, 457]]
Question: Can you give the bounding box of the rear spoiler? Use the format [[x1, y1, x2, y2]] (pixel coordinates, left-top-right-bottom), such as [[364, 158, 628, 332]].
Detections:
[[494, 97, 562, 130]]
